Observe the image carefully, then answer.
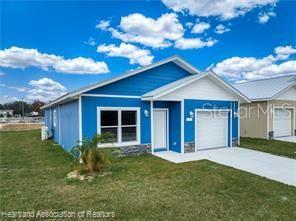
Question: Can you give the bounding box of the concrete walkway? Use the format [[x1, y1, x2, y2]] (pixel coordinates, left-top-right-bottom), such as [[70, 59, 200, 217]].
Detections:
[[275, 136, 296, 143], [153, 147, 296, 186]]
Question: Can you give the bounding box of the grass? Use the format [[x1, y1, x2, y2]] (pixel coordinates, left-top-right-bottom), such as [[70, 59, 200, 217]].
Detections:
[[1, 130, 296, 220], [241, 137, 296, 159]]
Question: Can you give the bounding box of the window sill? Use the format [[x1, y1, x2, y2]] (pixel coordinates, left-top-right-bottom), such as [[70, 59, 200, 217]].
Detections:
[[97, 141, 140, 148]]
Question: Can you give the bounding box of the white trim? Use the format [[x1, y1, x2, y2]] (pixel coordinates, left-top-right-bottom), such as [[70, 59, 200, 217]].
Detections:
[[41, 56, 200, 109], [181, 100, 184, 154], [230, 103, 233, 147], [96, 107, 140, 147], [267, 100, 270, 139], [150, 101, 154, 154], [153, 108, 169, 151], [272, 106, 295, 138], [78, 95, 82, 143], [58, 104, 61, 144], [238, 102, 240, 145], [82, 94, 141, 99], [194, 109, 231, 152]]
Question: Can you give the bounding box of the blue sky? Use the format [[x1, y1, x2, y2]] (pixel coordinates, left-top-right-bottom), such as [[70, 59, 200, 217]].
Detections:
[[1, 0, 296, 103]]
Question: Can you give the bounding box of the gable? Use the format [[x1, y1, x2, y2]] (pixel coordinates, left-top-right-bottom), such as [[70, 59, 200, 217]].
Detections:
[[85, 62, 191, 96], [158, 75, 238, 101], [275, 86, 296, 101]]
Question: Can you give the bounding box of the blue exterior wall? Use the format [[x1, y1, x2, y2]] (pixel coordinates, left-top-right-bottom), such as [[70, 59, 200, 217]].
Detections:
[[44, 109, 52, 132], [184, 99, 239, 146], [153, 101, 181, 153], [81, 96, 151, 143], [44, 100, 79, 151], [59, 100, 79, 151], [86, 63, 190, 96]]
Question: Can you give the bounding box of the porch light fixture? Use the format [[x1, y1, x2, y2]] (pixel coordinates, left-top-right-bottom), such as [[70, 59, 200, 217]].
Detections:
[[144, 110, 149, 117], [189, 111, 194, 118]]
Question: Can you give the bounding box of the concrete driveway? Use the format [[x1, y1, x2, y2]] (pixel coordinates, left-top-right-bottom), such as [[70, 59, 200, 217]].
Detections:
[[154, 147, 296, 186], [275, 136, 296, 143]]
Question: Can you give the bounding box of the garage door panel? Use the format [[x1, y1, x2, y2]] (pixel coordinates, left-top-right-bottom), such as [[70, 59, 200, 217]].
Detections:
[[196, 111, 228, 150], [273, 109, 292, 137]]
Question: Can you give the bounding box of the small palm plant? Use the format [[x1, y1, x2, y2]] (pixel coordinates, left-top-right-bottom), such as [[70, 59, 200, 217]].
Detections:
[[70, 133, 114, 174]]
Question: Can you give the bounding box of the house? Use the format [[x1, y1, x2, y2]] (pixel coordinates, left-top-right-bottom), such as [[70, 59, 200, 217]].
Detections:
[[41, 56, 249, 154], [234, 75, 296, 139], [0, 109, 13, 118]]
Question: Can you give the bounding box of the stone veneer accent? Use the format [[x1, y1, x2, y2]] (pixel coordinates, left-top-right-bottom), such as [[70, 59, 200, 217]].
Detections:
[[112, 144, 151, 157], [232, 138, 239, 147], [184, 142, 195, 153]]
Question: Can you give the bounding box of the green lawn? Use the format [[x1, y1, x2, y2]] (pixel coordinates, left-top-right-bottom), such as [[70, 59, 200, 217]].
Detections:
[[1, 130, 296, 220], [241, 137, 296, 159]]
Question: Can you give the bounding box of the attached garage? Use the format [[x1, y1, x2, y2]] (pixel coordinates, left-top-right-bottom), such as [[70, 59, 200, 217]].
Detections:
[[195, 110, 229, 150], [273, 108, 292, 137]]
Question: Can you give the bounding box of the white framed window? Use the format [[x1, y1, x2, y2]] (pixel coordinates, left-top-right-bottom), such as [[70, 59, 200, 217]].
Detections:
[[53, 110, 57, 127], [97, 107, 140, 147]]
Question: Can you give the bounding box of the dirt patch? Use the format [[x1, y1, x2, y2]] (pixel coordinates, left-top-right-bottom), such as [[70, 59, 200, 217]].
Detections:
[[0, 123, 44, 131]]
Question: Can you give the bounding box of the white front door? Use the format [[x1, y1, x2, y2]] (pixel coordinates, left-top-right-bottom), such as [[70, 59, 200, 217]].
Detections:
[[153, 109, 167, 150], [273, 109, 292, 137], [196, 111, 228, 150]]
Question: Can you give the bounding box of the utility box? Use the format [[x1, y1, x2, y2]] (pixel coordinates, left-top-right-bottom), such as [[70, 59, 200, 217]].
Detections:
[[41, 126, 48, 140]]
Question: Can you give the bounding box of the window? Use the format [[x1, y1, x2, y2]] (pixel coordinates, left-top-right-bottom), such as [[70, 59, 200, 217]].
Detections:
[[53, 110, 57, 127], [100, 110, 118, 143], [98, 108, 139, 146]]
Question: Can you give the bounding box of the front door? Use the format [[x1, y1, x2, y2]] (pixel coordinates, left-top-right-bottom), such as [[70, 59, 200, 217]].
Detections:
[[153, 109, 167, 150]]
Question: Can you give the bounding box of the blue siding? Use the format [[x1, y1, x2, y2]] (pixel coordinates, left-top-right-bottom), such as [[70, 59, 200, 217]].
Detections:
[[44, 109, 52, 132], [153, 101, 181, 153], [184, 99, 239, 146], [59, 100, 79, 151], [85, 63, 190, 96], [82, 96, 151, 143]]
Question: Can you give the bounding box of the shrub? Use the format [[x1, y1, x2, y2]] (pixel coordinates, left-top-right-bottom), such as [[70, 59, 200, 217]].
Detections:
[[70, 133, 113, 174]]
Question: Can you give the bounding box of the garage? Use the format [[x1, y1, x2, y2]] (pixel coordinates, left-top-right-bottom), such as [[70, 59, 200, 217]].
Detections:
[[195, 110, 229, 150], [273, 108, 292, 137]]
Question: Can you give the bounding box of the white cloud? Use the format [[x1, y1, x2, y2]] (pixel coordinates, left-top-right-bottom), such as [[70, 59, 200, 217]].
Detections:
[[0, 95, 20, 104], [96, 19, 111, 30], [27, 78, 66, 102], [215, 24, 230, 34], [84, 37, 96, 46], [258, 11, 276, 24], [0, 46, 109, 74], [161, 0, 277, 20], [274, 45, 296, 60], [185, 22, 194, 28], [212, 46, 296, 81], [191, 22, 210, 34], [175, 37, 217, 49], [97, 43, 154, 66], [54, 57, 108, 74], [0, 71, 5, 77], [0, 83, 6, 87], [108, 13, 184, 48], [8, 86, 27, 92]]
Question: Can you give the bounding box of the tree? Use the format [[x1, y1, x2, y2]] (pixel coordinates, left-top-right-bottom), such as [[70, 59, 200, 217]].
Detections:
[[1, 101, 32, 115], [32, 100, 45, 116]]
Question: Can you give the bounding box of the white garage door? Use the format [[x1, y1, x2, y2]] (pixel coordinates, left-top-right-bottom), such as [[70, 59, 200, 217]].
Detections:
[[196, 111, 228, 150], [273, 109, 292, 137]]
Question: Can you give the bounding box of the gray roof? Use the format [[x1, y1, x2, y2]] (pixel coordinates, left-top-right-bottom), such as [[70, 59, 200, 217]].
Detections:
[[234, 75, 296, 101]]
